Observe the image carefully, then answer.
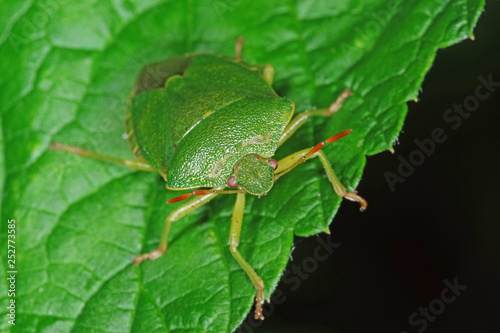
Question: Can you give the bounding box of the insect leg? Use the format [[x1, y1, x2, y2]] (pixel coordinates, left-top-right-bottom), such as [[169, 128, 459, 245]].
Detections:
[[277, 89, 352, 148], [133, 191, 220, 265], [275, 148, 367, 211], [229, 192, 265, 320], [235, 37, 244, 60], [262, 64, 275, 85], [51, 142, 155, 172]]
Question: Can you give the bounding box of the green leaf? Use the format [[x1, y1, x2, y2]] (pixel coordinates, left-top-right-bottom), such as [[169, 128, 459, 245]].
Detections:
[[0, 0, 484, 332]]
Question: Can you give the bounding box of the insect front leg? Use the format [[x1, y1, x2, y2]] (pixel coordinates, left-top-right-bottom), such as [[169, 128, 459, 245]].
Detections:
[[229, 192, 265, 320], [234, 37, 275, 85], [133, 191, 220, 265], [277, 89, 352, 148], [51, 142, 156, 172], [275, 147, 367, 211]]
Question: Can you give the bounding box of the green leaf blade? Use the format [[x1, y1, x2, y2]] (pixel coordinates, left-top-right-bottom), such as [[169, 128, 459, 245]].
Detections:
[[1, 0, 484, 332]]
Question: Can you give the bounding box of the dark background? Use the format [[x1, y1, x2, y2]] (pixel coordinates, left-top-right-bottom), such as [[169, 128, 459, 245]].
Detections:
[[250, 1, 500, 332]]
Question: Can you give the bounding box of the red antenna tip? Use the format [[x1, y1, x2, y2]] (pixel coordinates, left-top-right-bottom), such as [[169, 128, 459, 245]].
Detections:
[[325, 129, 352, 144], [167, 193, 192, 204]]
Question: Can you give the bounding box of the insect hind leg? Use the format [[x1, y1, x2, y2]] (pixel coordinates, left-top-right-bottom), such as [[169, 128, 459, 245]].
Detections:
[[235, 37, 244, 60], [51, 142, 155, 172]]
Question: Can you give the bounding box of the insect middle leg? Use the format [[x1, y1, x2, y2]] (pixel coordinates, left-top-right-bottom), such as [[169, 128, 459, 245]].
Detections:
[[133, 191, 220, 265], [229, 192, 265, 320], [275, 147, 367, 210], [277, 89, 352, 148], [51, 142, 156, 172]]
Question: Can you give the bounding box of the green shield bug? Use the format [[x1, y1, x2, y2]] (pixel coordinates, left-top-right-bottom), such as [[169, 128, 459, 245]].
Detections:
[[51, 38, 367, 320]]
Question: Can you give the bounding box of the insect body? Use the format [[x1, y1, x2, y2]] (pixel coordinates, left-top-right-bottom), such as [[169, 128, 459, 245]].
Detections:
[[126, 53, 292, 192], [52, 38, 367, 320]]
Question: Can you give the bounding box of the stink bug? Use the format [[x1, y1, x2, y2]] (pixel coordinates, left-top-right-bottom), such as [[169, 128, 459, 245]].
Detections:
[[51, 38, 367, 319]]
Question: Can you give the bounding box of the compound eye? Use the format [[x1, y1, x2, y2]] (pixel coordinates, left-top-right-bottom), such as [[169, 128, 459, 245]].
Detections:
[[227, 175, 237, 188], [268, 159, 278, 170]]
